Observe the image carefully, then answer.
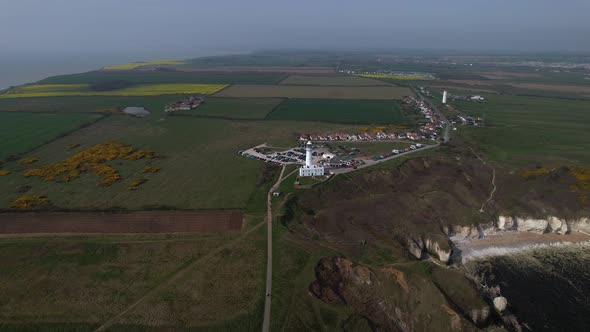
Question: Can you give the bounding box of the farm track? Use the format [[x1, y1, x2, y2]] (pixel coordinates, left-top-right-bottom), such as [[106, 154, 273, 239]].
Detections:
[[92, 219, 266, 332], [262, 164, 287, 332]]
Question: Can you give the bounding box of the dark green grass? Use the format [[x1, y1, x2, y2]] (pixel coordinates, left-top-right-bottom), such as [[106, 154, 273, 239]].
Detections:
[[173, 97, 284, 119], [267, 99, 414, 124], [452, 94, 590, 166], [38, 71, 286, 85], [0, 115, 360, 210], [0, 112, 102, 162], [0, 95, 184, 114]]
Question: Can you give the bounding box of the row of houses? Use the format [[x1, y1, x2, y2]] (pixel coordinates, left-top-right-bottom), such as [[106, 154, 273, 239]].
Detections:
[[299, 130, 436, 142]]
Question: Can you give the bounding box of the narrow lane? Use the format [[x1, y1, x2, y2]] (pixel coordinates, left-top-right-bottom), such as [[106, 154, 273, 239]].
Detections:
[[262, 164, 286, 332]]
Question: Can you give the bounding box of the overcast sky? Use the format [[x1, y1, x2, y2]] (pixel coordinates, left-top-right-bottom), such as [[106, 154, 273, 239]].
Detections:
[[2, 0, 590, 58]]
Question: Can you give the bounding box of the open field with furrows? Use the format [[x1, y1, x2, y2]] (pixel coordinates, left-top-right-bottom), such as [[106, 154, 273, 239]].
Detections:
[[452, 94, 590, 166], [0, 83, 227, 98], [173, 97, 284, 120], [116, 222, 266, 330], [0, 221, 266, 331], [279, 75, 389, 86], [171, 66, 336, 75], [0, 112, 102, 162], [102, 60, 187, 70], [0, 211, 243, 234], [215, 84, 413, 99], [0, 115, 362, 211], [0, 95, 183, 113], [39, 71, 286, 85], [268, 99, 413, 124]]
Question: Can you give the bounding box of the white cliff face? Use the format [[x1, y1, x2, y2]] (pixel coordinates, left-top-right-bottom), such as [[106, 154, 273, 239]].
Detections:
[[547, 216, 568, 234], [424, 238, 451, 263], [446, 225, 481, 240], [514, 217, 548, 233], [407, 237, 452, 263], [494, 215, 590, 235], [497, 216, 515, 231], [567, 217, 590, 233]]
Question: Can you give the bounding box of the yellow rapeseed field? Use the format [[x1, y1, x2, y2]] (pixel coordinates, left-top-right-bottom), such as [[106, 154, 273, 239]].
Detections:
[[356, 74, 433, 81], [102, 59, 186, 70], [0, 83, 228, 98]]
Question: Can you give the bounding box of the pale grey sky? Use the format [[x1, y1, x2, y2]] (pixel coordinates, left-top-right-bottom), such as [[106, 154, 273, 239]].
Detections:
[[1, 0, 590, 58]]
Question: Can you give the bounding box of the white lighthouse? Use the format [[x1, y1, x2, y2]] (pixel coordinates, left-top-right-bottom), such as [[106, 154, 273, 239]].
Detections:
[[442, 91, 448, 104], [299, 140, 324, 177], [305, 140, 312, 167]]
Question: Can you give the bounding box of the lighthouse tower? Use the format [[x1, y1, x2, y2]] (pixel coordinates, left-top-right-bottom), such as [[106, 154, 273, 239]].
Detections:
[[442, 91, 448, 104], [305, 140, 312, 167], [299, 140, 324, 177]]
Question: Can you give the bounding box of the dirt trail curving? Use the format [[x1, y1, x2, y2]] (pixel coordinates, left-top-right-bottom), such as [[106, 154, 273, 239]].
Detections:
[[468, 147, 496, 212]]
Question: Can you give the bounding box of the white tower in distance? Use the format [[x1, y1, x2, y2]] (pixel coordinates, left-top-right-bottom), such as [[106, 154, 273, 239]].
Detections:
[[442, 91, 448, 104], [299, 140, 324, 177], [305, 140, 312, 167]]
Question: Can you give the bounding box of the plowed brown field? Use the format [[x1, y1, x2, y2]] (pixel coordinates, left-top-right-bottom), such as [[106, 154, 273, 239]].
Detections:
[[0, 210, 242, 234]]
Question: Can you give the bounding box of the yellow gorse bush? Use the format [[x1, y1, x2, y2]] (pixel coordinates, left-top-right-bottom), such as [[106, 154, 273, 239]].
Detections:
[[24, 142, 157, 186], [11, 195, 49, 210], [17, 157, 39, 165], [142, 166, 161, 173]]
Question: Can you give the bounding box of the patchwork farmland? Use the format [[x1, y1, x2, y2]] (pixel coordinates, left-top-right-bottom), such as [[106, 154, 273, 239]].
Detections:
[[279, 75, 389, 86], [214, 84, 412, 99]]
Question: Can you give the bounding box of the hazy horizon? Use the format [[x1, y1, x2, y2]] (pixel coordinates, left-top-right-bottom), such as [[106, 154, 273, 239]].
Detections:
[[2, 0, 590, 57], [3, 0, 590, 89]]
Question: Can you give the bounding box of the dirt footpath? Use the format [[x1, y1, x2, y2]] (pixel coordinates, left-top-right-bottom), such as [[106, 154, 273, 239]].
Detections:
[[0, 210, 242, 234]]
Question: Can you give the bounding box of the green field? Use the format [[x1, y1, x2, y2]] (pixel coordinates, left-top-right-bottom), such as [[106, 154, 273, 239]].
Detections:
[[0, 95, 183, 113], [174, 97, 284, 119], [39, 71, 286, 85], [0, 114, 362, 210], [452, 94, 590, 166], [267, 99, 413, 124], [0, 112, 102, 162], [0, 220, 268, 330], [279, 75, 388, 86]]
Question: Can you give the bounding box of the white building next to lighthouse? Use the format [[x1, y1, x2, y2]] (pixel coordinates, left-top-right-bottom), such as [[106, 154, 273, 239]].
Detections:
[[299, 141, 324, 177]]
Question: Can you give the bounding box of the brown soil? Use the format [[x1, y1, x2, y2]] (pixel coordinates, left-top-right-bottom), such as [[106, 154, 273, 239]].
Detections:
[[481, 71, 543, 78], [139, 66, 336, 75], [508, 82, 590, 93], [0, 210, 242, 234], [214, 84, 412, 99]]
